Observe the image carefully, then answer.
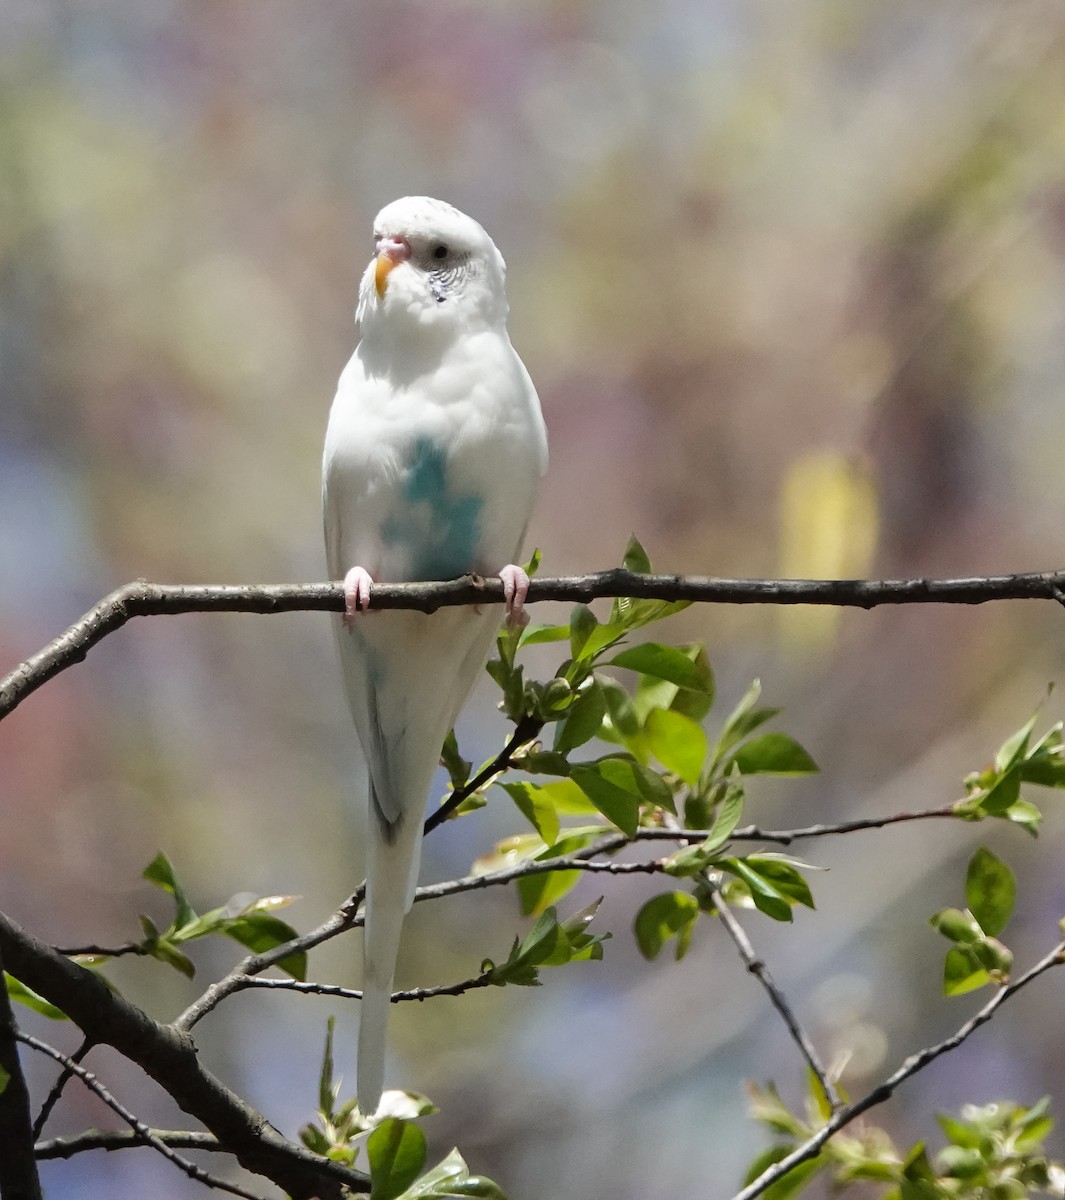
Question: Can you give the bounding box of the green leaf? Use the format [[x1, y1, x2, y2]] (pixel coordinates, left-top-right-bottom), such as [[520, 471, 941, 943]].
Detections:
[[971, 934, 1012, 976], [929, 907, 981, 945], [486, 659, 525, 721], [500, 782, 561, 847], [980, 766, 1021, 815], [516, 623, 570, 648], [622, 534, 652, 575], [223, 912, 307, 981], [145, 937, 196, 979], [555, 899, 610, 963], [518, 750, 571, 776], [440, 731, 471, 790], [645, 709, 707, 785], [318, 1016, 338, 1117], [570, 764, 640, 837], [634, 891, 699, 960], [142, 851, 196, 928], [760, 1155, 827, 1200], [663, 791, 743, 872], [965, 847, 1015, 936], [5, 974, 69, 1020], [713, 680, 780, 759], [369, 1119, 428, 1200], [569, 604, 599, 660], [707, 789, 745, 849], [631, 762, 676, 814], [936, 1145, 984, 1180], [0, 1063, 8, 1094], [995, 713, 1038, 772], [730, 733, 818, 776], [487, 909, 568, 984], [609, 642, 714, 694], [943, 946, 990, 996], [936, 1113, 982, 1149], [1005, 798, 1042, 837], [554, 681, 607, 753], [599, 677, 647, 759], [403, 1149, 508, 1199], [511, 829, 599, 915], [744, 856, 816, 909], [610, 539, 693, 630], [720, 858, 793, 922], [516, 866, 581, 918]]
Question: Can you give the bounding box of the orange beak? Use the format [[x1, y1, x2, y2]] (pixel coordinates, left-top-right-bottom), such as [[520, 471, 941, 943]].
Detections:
[[374, 253, 399, 299], [373, 236, 411, 299]]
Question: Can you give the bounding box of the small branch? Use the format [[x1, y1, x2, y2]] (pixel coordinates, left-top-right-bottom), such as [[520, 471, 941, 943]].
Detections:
[[175, 907, 355, 1032], [709, 885, 842, 1113], [36, 1128, 221, 1160], [52, 943, 145, 959], [32, 1034, 93, 1139], [176, 836, 635, 1030], [731, 940, 1065, 1200], [5, 569, 1065, 722], [634, 806, 959, 846], [0, 944, 44, 1200], [0, 911, 367, 1199], [18, 1034, 267, 1200], [425, 716, 544, 834], [225, 972, 496, 1003]]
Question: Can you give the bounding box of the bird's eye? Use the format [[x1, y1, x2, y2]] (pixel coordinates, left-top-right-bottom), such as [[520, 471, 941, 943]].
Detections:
[[432, 243, 449, 260]]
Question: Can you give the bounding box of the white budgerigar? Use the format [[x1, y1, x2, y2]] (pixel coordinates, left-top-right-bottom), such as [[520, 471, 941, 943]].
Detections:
[[322, 196, 548, 1115]]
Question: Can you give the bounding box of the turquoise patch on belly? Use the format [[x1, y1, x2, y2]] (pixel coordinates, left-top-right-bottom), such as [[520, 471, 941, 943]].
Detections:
[[382, 436, 484, 580]]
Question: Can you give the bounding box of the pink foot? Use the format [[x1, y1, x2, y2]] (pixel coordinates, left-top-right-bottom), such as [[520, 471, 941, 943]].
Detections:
[[343, 566, 374, 627], [499, 564, 531, 628]]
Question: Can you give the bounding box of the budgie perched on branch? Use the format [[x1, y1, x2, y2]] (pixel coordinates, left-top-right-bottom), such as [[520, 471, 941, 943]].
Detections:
[[322, 196, 548, 1114]]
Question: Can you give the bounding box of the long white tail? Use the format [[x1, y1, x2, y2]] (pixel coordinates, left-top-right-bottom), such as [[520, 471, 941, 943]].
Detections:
[[357, 787, 425, 1115]]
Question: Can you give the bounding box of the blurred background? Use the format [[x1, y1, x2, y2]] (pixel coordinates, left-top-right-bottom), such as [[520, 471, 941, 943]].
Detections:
[[4, 1, 1065, 1196]]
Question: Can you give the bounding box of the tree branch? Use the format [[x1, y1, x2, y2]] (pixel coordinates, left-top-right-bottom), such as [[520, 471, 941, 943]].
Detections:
[[222, 972, 497, 1004], [32, 1034, 92, 1140], [4, 569, 1065, 722], [175, 834, 633, 1031], [634, 805, 960, 846], [0, 911, 368, 1199], [709, 884, 842, 1112], [35, 1128, 223, 1156], [731, 939, 1065, 1200], [36, 1128, 222, 1160], [425, 716, 544, 834], [19, 1034, 268, 1200], [0, 943, 44, 1200]]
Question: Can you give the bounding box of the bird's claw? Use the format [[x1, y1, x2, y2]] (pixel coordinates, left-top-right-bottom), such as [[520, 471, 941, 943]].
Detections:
[[343, 566, 375, 627], [499, 564, 531, 628]]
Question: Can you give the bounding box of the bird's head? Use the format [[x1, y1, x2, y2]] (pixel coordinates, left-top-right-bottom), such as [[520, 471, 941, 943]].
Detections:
[[355, 197, 509, 335]]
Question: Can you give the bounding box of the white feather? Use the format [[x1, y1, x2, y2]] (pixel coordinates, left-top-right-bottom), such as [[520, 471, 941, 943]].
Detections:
[[322, 197, 546, 1114]]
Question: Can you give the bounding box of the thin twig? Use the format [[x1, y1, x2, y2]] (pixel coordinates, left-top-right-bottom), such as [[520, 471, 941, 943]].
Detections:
[[425, 716, 544, 834], [709, 884, 842, 1112], [18, 1033, 268, 1200], [227, 972, 496, 1003], [0, 942, 44, 1200], [36, 1128, 222, 1160], [5, 569, 1065, 721], [730, 940, 1065, 1200], [634, 806, 959, 846], [175, 834, 632, 1031], [32, 1034, 93, 1139], [0, 911, 367, 1199], [52, 943, 145, 959]]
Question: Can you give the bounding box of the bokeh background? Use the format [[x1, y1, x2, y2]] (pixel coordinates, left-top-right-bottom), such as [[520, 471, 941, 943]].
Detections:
[[4, 1, 1065, 1196]]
